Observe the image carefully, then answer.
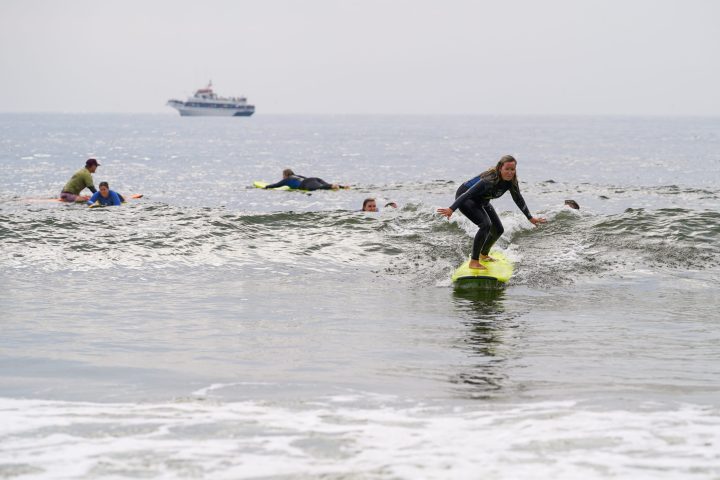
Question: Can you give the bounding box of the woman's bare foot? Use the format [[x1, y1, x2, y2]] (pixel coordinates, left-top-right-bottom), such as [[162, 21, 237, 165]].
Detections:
[[480, 255, 497, 262], [469, 260, 488, 270]]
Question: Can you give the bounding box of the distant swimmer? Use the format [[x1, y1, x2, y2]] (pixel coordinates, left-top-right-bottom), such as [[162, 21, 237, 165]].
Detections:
[[87, 182, 123, 207], [437, 155, 546, 271], [361, 198, 398, 212], [60, 158, 100, 202], [264, 168, 348, 191], [564, 199, 580, 209], [362, 198, 378, 212]]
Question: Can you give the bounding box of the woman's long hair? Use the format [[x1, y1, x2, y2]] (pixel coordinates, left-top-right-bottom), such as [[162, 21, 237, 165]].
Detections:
[[479, 155, 519, 189]]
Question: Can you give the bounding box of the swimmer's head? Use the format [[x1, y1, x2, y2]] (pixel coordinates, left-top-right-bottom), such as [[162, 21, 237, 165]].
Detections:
[[282, 168, 294, 178], [362, 198, 378, 212], [564, 199, 580, 210]]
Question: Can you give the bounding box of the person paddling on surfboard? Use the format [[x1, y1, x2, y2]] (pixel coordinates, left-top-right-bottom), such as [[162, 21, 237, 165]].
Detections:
[[437, 155, 546, 270], [264, 168, 348, 191], [86, 181, 123, 207]]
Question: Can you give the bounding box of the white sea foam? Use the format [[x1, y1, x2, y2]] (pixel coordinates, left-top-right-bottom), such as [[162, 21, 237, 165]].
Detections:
[[1, 396, 718, 479]]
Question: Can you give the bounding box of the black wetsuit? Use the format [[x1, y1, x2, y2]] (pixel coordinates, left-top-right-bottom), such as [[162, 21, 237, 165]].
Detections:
[[298, 177, 335, 190], [449, 173, 532, 260], [265, 175, 335, 191]]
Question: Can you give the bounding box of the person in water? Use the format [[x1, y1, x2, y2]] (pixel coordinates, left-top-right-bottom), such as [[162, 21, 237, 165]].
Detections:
[[87, 181, 123, 207], [361, 198, 398, 212], [60, 158, 100, 202], [437, 155, 546, 270], [362, 198, 378, 212], [564, 199, 580, 209], [264, 168, 348, 191]]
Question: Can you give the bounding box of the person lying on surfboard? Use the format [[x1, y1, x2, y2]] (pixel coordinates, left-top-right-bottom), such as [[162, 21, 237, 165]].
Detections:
[[437, 155, 546, 271], [87, 181, 123, 207], [264, 168, 349, 191], [59, 158, 100, 202], [85, 182, 144, 207]]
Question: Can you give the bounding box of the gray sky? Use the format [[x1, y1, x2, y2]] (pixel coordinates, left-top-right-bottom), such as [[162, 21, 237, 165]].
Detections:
[[1, 0, 718, 114]]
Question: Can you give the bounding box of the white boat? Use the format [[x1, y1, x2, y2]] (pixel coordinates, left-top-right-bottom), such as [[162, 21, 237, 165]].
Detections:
[[167, 81, 255, 117]]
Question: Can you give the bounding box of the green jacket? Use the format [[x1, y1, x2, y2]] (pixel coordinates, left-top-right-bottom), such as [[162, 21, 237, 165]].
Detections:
[[62, 168, 95, 195]]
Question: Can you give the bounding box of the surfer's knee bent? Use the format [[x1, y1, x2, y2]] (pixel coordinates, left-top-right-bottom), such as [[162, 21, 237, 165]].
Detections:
[[478, 213, 493, 231]]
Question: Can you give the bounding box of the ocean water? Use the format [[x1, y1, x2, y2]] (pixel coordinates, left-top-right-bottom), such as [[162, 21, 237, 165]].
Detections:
[[1, 113, 719, 479]]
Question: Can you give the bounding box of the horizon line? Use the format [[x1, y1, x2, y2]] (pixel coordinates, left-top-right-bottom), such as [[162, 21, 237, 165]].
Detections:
[[1, 111, 719, 118]]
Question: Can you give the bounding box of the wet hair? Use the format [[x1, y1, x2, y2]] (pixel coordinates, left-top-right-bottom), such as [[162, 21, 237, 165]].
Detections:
[[99, 181, 109, 188], [480, 155, 519, 189], [564, 199, 580, 210], [282, 168, 295, 178], [362, 198, 376, 210]]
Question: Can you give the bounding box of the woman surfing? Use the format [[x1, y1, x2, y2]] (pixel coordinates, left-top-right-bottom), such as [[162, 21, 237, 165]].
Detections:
[[437, 155, 546, 270]]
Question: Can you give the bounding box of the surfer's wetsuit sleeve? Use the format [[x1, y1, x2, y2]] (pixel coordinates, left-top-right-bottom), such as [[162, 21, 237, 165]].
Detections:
[[510, 187, 532, 219], [264, 179, 291, 189], [86, 192, 100, 205], [448, 179, 491, 211], [264, 176, 304, 189]]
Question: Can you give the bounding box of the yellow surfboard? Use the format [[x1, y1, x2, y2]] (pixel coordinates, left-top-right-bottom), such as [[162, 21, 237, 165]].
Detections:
[[451, 250, 514, 287]]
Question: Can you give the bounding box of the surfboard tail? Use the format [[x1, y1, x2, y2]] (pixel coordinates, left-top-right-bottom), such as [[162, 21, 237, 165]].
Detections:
[[453, 277, 506, 290]]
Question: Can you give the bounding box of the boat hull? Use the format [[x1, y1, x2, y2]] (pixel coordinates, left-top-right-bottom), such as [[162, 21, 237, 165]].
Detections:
[[171, 106, 254, 117], [167, 100, 254, 117]]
